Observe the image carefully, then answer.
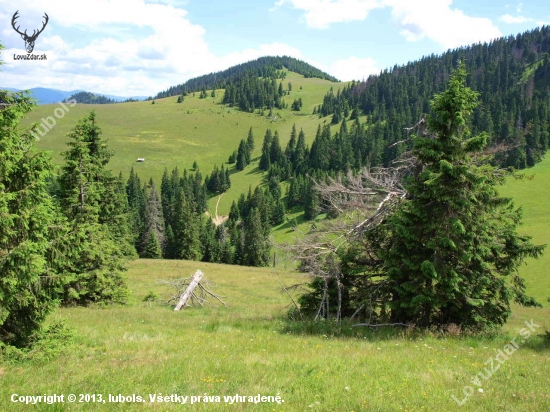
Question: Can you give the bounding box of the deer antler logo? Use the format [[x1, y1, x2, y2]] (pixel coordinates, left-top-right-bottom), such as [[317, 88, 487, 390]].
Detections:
[[12, 11, 49, 54]]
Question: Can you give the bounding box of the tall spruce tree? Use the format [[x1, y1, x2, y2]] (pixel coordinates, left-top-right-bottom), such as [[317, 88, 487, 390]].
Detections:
[[236, 139, 249, 171], [0, 84, 66, 347], [58, 112, 130, 305], [259, 129, 273, 171], [140, 179, 165, 258], [247, 127, 255, 152], [172, 189, 202, 261], [243, 208, 271, 266], [375, 64, 545, 328]]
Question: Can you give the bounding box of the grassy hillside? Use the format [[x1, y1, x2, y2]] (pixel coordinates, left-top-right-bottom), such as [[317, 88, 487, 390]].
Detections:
[[22, 71, 346, 216], [1, 259, 548, 411], [500, 154, 550, 305]]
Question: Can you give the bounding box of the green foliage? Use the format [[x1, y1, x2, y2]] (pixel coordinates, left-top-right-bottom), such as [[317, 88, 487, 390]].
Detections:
[[291, 97, 303, 111], [142, 290, 159, 302], [243, 208, 271, 266], [142, 226, 162, 259], [0, 86, 63, 347], [374, 64, 545, 328], [155, 56, 337, 99], [205, 164, 231, 193], [1, 320, 74, 363], [172, 190, 202, 261], [318, 27, 550, 170], [57, 112, 132, 305]]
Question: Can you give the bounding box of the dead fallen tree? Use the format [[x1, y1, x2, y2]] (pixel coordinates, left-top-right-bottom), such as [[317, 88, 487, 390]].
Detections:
[[159, 269, 228, 310]]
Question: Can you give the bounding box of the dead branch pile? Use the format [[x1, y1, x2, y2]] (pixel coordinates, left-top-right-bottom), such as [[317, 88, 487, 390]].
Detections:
[[159, 270, 228, 310]]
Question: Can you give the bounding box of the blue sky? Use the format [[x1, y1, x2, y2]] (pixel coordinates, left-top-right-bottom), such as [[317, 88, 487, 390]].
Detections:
[[1, 0, 548, 96]]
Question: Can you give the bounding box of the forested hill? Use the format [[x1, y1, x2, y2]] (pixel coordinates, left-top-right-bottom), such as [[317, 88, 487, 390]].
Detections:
[[68, 91, 117, 104], [154, 56, 338, 99], [316, 26, 550, 169]]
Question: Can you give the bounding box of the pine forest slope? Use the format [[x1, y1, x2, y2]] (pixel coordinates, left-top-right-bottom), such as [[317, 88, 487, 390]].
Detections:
[[316, 26, 550, 170]]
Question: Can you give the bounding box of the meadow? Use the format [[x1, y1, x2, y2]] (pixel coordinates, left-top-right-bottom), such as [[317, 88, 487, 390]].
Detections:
[[22, 72, 347, 216], [1, 258, 548, 411]]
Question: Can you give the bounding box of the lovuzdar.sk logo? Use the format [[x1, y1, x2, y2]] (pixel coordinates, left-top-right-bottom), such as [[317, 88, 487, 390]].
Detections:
[[12, 10, 49, 61]]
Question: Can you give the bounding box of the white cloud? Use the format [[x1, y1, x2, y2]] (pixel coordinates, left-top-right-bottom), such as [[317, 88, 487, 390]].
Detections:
[[0, 1, 307, 96], [275, 0, 501, 50], [500, 14, 532, 24], [329, 56, 380, 81], [385, 0, 502, 49], [272, 0, 383, 29]]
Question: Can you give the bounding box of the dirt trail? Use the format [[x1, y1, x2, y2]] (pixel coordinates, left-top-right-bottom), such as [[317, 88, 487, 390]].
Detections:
[[207, 194, 228, 226]]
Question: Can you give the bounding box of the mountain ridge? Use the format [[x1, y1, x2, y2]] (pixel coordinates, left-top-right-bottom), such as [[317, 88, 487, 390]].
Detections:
[[1, 86, 147, 104]]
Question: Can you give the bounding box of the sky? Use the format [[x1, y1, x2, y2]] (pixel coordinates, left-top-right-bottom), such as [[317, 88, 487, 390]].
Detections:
[[0, 0, 548, 97]]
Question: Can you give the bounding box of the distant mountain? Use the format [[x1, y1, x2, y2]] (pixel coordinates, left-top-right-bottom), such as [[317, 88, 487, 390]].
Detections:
[[154, 55, 338, 99], [0, 87, 147, 104]]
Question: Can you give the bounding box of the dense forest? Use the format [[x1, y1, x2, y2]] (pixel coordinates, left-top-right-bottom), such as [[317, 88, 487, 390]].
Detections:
[[154, 56, 338, 100], [125, 160, 277, 267], [315, 26, 550, 169]]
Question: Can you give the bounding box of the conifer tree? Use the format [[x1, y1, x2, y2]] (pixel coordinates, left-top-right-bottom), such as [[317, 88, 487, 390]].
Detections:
[[142, 229, 162, 259], [271, 199, 286, 226], [0, 85, 65, 347], [375, 64, 545, 328], [269, 131, 283, 165], [259, 129, 273, 171], [172, 189, 202, 261], [236, 139, 250, 171], [140, 179, 165, 257], [243, 208, 271, 266], [285, 124, 297, 160], [58, 112, 130, 305], [247, 127, 255, 152], [126, 167, 146, 251], [236, 149, 247, 171]]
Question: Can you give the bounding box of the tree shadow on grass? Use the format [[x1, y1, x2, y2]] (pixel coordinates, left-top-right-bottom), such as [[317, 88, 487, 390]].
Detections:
[[277, 317, 550, 345], [273, 212, 308, 234], [278, 318, 420, 342], [245, 165, 262, 176]]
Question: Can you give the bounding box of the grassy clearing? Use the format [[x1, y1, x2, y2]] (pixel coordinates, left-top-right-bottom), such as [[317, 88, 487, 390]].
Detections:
[[1, 259, 548, 411], [22, 72, 347, 216]]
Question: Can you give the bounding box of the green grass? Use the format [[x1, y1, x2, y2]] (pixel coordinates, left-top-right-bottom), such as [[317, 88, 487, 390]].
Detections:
[[1, 259, 549, 411], [500, 154, 550, 305], [22, 71, 347, 216]]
